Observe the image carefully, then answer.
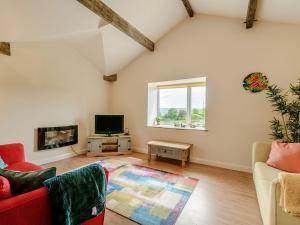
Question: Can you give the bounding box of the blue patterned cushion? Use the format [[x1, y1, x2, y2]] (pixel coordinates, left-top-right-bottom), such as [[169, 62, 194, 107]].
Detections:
[[0, 156, 7, 169]]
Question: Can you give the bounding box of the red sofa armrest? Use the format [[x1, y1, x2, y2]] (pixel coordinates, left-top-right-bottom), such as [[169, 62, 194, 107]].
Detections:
[[0, 166, 109, 225], [0, 143, 25, 165], [0, 187, 52, 225]]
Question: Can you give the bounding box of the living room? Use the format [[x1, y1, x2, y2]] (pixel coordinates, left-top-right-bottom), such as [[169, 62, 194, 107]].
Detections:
[[0, 1, 300, 225]]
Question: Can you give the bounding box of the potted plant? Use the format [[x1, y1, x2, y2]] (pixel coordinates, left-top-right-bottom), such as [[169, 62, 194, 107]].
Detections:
[[155, 116, 161, 125], [266, 80, 300, 143]]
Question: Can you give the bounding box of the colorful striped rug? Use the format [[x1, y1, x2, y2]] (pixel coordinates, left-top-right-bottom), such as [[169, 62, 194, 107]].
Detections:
[[99, 159, 198, 225]]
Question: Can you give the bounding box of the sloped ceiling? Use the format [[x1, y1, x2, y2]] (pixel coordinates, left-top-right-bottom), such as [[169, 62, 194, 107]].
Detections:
[[190, 0, 300, 24], [61, 30, 106, 74], [0, 0, 300, 74], [0, 0, 186, 74], [99, 0, 186, 74], [0, 0, 100, 41]]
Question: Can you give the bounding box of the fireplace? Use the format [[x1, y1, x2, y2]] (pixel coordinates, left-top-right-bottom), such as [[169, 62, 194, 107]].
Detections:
[[37, 125, 78, 150]]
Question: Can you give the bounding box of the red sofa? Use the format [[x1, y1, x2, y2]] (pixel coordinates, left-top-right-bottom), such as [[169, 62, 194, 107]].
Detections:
[[0, 143, 108, 225]]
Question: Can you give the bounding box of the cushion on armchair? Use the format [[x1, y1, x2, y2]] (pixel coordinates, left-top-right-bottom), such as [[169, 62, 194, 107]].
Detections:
[[0, 176, 11, 200], [267, 141, 300, 173], [0, 167, 56, 196]]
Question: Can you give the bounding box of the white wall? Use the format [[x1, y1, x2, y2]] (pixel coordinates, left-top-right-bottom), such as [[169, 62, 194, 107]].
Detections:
[[1, 14, 299, 171], [111, 15, 300, 172], [0, 41, 110, 164]]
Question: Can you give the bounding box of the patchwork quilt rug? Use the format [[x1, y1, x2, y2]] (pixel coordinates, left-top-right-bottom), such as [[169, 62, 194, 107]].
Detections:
[[99, 158, 198, 225]]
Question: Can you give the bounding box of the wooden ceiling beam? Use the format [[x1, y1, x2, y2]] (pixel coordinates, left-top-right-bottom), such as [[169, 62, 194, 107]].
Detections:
[[181, 0, 194, 17], [77, 0, 154, 51], [103, 74, 117, 82], [0, 42, 11, 56], [245, 0, 258, 29]]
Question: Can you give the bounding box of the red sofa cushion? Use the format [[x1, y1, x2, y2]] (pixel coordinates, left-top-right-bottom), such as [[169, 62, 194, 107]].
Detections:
[[0, 143, 25, 165], [6, 162, 43, 172], [0, 176, 11, 200]]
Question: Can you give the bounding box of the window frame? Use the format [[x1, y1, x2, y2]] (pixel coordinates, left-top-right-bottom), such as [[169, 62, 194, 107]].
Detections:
[[156, 82, 206, 129]]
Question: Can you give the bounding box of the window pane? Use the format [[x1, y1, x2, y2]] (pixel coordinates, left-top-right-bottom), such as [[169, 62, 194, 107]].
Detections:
[[191, 86, 206, 127], [159, 88, 187, 126]]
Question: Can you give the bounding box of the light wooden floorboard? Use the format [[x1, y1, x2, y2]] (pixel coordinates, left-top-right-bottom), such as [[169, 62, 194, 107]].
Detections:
[[44, 153, 263, 225]]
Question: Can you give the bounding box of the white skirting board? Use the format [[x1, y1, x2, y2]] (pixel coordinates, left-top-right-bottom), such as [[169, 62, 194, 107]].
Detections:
[[132, 146, 252, 173], [30, 149, 87, 166], [30, 146, 252, 173]]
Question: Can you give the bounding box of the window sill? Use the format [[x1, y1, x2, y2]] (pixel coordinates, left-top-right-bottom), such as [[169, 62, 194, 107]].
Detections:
[[147, 125, 208, 131]]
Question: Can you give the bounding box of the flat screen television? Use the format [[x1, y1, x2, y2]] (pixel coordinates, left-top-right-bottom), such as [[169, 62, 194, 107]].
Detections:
[[95, 115, 124, 135]]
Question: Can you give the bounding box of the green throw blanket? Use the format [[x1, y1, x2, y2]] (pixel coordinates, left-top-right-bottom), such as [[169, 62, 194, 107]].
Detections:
[[43, 163, 106, 225]]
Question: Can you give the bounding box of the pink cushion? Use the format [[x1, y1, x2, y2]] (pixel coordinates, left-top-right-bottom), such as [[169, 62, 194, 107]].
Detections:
[[267, 141, 300, 173], [0, 176, 12, 200], [6, 162, 43, 172]]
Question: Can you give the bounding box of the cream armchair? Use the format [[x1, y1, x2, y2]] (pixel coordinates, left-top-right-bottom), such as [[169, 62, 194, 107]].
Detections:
[[252, 142, 300, 225]]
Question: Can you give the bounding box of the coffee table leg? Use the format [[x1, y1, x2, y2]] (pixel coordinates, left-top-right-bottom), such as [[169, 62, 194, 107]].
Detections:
[[181, 160, 186, 167], [148, 145, 151, 163]]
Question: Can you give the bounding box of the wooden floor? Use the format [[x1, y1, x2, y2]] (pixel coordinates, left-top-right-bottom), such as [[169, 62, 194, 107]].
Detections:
[[44, 153, 263, 225]]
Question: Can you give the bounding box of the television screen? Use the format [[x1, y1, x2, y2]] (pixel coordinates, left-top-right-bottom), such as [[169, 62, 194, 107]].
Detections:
[[95, 115, 124, 134]]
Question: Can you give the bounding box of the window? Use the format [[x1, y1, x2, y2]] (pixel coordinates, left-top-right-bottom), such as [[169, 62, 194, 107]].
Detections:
[[159, 87, 188, 125], [147, 77, 206, 130]]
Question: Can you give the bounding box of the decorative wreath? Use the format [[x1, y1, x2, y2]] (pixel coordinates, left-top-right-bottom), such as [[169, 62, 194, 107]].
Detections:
[[243, 72, 269, 93]]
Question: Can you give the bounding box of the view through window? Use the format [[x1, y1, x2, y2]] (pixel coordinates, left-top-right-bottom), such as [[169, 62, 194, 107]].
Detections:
[[158, 83, 206, 128]]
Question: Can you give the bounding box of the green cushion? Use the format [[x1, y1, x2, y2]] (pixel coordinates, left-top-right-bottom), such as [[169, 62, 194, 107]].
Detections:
[[0, 167, 56, 195]]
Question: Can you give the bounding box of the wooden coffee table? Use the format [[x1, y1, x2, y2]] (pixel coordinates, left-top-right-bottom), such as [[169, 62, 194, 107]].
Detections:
[[147, 140, 192, 167]]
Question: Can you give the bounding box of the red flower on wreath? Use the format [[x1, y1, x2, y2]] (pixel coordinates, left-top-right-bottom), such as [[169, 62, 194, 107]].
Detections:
[[250, 82, 259, 89], [260, 84, 268, 89], [250, 74, 260, 82]]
